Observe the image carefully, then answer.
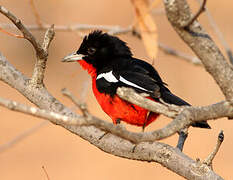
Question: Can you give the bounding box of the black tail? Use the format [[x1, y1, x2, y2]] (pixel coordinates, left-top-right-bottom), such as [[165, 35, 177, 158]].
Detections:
[[160, 90, 211, 129]]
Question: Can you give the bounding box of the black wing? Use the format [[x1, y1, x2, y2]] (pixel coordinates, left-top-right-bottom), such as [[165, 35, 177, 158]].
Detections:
[[96, 57, 186, 103], [96, 69, 160, 97], [96, 57, 211, 129]]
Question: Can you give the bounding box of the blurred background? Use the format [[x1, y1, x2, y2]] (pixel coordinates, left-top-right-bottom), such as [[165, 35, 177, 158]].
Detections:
[[0, 0, 232, 179]]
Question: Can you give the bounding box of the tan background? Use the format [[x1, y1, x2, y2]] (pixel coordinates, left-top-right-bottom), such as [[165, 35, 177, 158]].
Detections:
[[0, 0, 232, 179]]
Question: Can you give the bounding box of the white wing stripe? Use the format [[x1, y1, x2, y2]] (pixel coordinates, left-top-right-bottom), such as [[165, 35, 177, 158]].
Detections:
[[97, 71, 150, 92], [96, 71, 118, 82], [119, 76, 149, 92]]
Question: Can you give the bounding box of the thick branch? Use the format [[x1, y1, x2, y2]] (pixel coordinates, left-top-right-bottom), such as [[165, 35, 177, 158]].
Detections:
[[163, 0, 233, 100], [0, 45, 225, 180], [117, 87, 181, 118], [0, 66, 232, 144], [0, 84, 224, 180]]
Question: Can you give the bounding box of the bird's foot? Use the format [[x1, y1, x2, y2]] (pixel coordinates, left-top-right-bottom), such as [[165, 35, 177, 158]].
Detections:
[[116, 118, 121, 124], [142, 123, 146, 132], [176, 130, 188, 151]]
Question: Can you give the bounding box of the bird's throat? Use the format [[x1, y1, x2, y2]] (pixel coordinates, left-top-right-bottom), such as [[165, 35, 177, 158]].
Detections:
[[78, 60, 96, 77]]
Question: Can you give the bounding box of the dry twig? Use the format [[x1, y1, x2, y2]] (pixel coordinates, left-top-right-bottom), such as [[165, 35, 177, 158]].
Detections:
[[0, 22, 202, 66], [61, 88, 89, 117], [0, 26, 24, 38], [182, 0, 207, 27], [0, 121, 48, 153], [29, 0, 43, 27], [196, 0, 233, 65], [42, 166, 50, 180], [203, 130, 224, 169], [158, 42, 202, 65]]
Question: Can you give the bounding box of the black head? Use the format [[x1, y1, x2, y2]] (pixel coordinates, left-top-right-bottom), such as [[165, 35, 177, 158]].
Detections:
[[62, 30, 132, 69]]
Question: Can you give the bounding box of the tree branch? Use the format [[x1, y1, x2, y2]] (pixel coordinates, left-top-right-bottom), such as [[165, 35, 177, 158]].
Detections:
[[196, 0, 233, 65], [0, 121, 48, 153], [0, 5, 55, 88], [0, 2, 230, 179], [61, 88, 89, 117], [159, 42, 202, 66], [0, 91, 225, 180], [0, 77, 232, 145], [163, 0, 233, 100], [0, 22, 202, 66]]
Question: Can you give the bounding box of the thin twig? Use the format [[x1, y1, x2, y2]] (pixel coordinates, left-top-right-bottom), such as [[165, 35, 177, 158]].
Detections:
[[196, 0, 233, 65], [159, 42, 202, 65], [29, 0, 43, 27], [0, 26, 24, 38], [203, 130, 224, 169], [182, 0, 207, 27], [0, 121, 48, 153], [61, 88, 89, 117], [0, 22, 202, 66], [42, 166, 50, 180]]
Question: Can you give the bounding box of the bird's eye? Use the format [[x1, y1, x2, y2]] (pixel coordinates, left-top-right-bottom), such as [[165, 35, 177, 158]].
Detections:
[[87, 47, 96, 55]]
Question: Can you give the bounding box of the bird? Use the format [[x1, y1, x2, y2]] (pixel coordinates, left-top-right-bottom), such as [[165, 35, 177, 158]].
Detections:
[[62, 30, 210, 132]]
